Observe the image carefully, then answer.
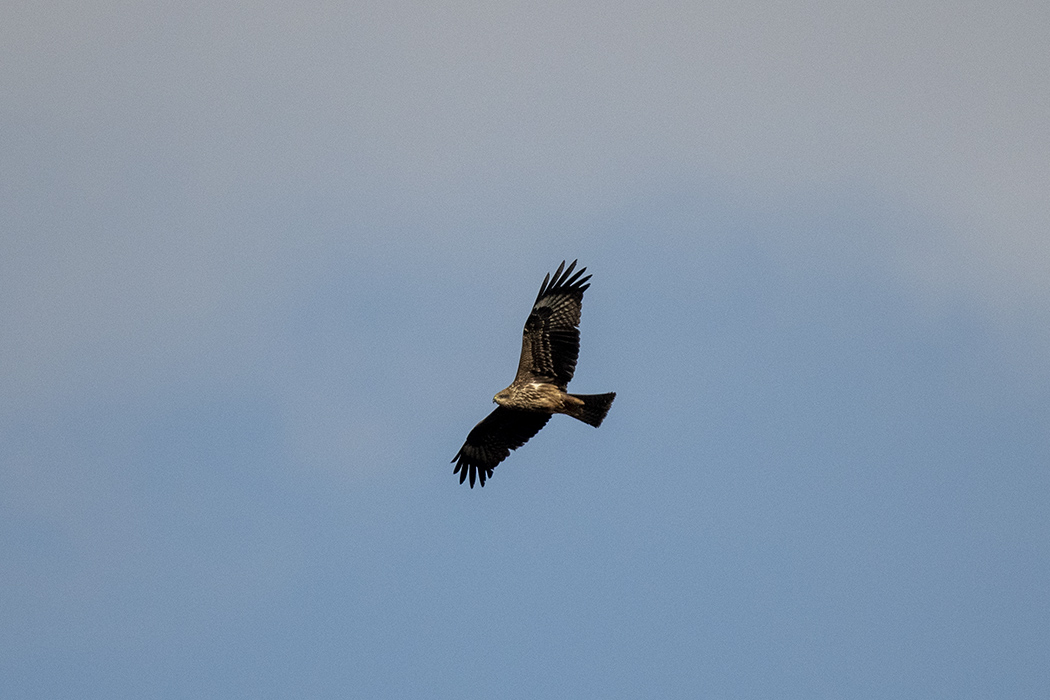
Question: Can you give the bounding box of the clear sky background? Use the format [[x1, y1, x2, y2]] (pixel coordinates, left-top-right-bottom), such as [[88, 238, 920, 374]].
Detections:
[[3, 2, 1048, 697]]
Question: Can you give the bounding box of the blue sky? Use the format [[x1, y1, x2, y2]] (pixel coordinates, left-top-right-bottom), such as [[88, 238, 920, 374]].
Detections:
[[2, 2, 1048, 698]]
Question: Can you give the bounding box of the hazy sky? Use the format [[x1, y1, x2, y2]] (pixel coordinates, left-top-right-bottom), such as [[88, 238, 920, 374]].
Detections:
[[2, 2, 1048, 698]]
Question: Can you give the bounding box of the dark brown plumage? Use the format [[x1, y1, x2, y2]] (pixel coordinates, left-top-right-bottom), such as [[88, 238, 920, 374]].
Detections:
[[452, 260, 616, 487]]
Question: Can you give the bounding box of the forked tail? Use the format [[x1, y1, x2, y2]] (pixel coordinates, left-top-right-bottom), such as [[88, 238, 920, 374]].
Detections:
[[567, 392, 616, 427]]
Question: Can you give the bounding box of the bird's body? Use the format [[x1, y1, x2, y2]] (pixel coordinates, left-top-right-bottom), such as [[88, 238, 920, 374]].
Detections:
[[495, 381, 569, 412], [452, 260, 615, 487]]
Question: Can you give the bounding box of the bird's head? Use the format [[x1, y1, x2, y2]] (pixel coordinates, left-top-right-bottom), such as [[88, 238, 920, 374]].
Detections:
[[493, 389, 511, 406]]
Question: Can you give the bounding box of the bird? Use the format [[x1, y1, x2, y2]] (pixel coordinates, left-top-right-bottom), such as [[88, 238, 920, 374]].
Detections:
[[451, 260, 616, 487]]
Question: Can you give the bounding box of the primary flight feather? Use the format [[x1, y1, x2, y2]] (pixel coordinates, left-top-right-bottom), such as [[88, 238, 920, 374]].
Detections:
[[451, 260, 616, 487]]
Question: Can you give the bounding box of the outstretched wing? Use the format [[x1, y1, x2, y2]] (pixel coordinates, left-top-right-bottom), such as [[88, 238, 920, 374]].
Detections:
[[451, 407, 552, 487], [514, 260, 592, 388]]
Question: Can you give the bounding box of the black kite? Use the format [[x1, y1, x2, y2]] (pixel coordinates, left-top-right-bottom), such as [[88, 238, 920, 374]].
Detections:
[[451, 260, 616, 487]]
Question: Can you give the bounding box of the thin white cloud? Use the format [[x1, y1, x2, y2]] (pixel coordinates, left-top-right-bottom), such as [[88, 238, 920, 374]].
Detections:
[[2, 0, 1048, 405]]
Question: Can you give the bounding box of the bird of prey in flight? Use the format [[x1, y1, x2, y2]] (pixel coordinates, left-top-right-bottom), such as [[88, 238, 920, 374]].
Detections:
[[452, 260, 616, 487]]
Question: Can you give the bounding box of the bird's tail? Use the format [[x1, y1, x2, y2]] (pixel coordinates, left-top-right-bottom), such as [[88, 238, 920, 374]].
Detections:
[[566, 392, 616, 427]]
